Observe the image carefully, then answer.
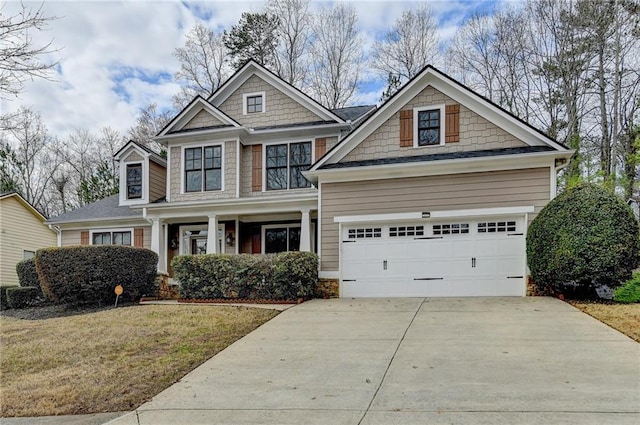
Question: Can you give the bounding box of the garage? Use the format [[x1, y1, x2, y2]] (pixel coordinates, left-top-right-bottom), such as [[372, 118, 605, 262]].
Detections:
[[340, 216, 527, 297]]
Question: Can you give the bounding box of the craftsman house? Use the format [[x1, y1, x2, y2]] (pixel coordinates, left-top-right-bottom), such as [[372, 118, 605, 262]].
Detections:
[[47, 60, 573, 297]]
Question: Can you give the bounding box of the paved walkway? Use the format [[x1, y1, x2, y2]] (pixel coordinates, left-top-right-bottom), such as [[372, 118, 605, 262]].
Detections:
[[102, 297, 639, 425]]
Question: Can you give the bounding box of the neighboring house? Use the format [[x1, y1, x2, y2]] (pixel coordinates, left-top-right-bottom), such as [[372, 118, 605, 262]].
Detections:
[[0, 192, 57, 287], [47, 60, 573, 298]]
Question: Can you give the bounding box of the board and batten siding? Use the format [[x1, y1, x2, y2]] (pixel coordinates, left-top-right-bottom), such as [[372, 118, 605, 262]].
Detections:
[[0, 196, 56, 287], [149, 161, 166, 202], [320, 167, 551, 272], [60, 227, 151, 249]]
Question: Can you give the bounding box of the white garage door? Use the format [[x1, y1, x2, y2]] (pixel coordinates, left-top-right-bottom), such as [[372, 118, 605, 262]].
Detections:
[[341, 217, 526, 297]]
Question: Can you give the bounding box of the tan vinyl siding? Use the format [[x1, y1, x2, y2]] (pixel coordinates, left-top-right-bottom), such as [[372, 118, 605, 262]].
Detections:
[[0, 197, 56, 287], [218, 75, 321, 128], [320, 167, 551, 271], [149, 161, 166, 202], [183, 110, 224, 130], [61, 229, 82, 246], [342, 86, 528, 163], [169, 141, 237, 202]]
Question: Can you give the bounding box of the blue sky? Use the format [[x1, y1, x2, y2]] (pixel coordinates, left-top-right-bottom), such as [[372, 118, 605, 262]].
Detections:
[[1, 0, 504, 139]]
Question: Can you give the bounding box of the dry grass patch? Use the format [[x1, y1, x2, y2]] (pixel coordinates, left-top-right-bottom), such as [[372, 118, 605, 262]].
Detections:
[[569, 301, 640, 342], [0, 305, 279, 417]]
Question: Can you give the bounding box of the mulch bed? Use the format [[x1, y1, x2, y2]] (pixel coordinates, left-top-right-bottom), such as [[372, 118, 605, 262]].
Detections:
[[140, 297, 303, 305]]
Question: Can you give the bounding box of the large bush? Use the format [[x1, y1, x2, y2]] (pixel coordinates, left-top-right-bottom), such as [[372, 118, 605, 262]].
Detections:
[[36, 245, 158, 306], [527, 184, 640, 298], [173, 251, 318, 301], [16, 258, 41, 290], [6, 287, 41, 309]]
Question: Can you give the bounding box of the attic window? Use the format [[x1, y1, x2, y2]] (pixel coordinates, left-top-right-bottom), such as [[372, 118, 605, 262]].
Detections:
[[243, 92, 265, 114], [413, 104, 446, 147], [126, 164, 142, 199]]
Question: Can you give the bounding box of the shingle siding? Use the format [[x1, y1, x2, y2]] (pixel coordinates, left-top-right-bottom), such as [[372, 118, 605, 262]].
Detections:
[[183, 110, 224, 130]]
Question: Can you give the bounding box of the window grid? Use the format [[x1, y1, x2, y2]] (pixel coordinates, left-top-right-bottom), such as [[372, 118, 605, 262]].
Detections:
[[477, 221, 517, 233], [246, 95, 263, 113], [347, 227, 382, 239], [389, 225, 425, 237], [266, 142, 311, 190], [185, 146, 222, 192], [417, 109, 440, 146], [92, 231, 132, 246], [433, 223, 470, 235], [126, 164, 142, 199]]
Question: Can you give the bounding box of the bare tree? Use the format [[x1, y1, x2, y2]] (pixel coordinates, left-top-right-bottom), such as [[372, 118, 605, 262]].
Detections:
[[308, 3, 364, 108], [266, 0, 312, 87], [173, 22, 231, 108], [128, 103, 172, 154], [0, 1, 58, 99], [371, 5, 439, 86]]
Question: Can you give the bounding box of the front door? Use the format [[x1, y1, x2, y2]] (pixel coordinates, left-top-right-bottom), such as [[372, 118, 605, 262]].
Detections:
[[180, 224, 225, 255]]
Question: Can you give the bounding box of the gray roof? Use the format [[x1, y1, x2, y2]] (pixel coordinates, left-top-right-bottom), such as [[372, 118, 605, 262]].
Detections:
[[47, 194, 142, 224], [252, 120, 336, 131], [168, 124, 234, 135], [331, 105, 376, 122], [319, 146, 555, 170]]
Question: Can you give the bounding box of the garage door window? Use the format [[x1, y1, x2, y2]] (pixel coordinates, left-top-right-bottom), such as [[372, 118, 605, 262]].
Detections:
[[478, 221, 516, 233], [433, 223, 469, 235], [347, 227, 382, 239], [389, 225, 424, 237]]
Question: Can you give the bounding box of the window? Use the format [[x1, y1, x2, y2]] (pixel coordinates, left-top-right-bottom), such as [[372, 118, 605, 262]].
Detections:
[[389, 225, 424, 237], [266, 142, 311, 190], [185, 145, 222, 192], [126, 164, 142, 199], [264, 227, 300, 253], [478, 221, 517, 233], [23, 250, 35, 260], [92, 231, 132, 245], [433, 223, 470, 235], [417, 109, 440, 146], [347, 227, 382, 239], [243, 92, 265, 114]]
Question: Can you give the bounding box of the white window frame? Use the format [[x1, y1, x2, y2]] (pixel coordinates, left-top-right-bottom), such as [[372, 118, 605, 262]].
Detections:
[[413, 104, 446, 148], [262, 139, 314, 192], [261, 223, 315, 254], [89, 228, 134, 246], [243, 91, 266, 115], [124, 162, 144, 201], [119, 158, 147, 206], [180, 142, 225, 194]]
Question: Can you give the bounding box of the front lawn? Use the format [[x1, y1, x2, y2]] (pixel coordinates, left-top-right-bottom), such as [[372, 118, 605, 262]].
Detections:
[[0, 304, 279, 417], [569, 301, 640, 342]]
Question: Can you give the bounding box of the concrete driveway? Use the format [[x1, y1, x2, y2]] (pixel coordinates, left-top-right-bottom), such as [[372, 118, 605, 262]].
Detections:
[[108, 297, 640, 425]]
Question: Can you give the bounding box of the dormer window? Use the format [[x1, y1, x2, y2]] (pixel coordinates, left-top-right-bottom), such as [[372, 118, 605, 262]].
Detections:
[[126, 164, 142, 199], [243, 92, 265, 114]]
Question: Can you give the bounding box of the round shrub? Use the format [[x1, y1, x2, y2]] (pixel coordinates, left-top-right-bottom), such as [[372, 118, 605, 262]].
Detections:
[[16, 258, 41, 290], [527, 184, 640, 298], [36, 245, 159, 306]]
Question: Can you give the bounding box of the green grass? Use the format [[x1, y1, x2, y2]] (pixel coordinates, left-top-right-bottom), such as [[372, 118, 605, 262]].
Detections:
[[614, 273, 640, 304]]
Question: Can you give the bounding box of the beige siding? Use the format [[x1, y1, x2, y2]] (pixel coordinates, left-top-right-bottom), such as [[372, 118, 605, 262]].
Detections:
[[342, 86, 528, 163], [183, 110, 224, 130], [169, 141, 237, 202], [218, 75, 321, 128], [123, 151, 143, 162], [0, 197, 56, 287], [325, 136, 339, 151], [149, 161, 166, 202], [61, 227, 151, 249], [320, 168, 551, 271]]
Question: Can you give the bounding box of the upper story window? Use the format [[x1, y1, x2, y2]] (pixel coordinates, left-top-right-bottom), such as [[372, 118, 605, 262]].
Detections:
[[92, 231, 131, 245], [126, 164, 142, 199], [266, 141, 311, 190], [185, 145, 222, 192], [243, 91, 265, 115], [413, 104, 446, 147]]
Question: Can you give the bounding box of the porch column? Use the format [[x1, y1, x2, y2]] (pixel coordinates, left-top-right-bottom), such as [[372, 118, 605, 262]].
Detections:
[[151, 218, 165, 271], [206, 214, 218, 254], [300, 208, 311, 252]]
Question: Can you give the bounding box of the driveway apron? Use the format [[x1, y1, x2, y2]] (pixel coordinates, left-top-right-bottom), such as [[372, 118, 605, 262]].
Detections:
[[106, 297, 640, 425]]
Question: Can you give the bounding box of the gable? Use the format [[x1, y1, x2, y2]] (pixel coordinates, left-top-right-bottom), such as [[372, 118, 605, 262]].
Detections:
[[341, 85, 528, 163], [122, 150, 143, 162], [157, 97, 239, 137], [183, 109, 225, 130], [217, 74, 325, 128]]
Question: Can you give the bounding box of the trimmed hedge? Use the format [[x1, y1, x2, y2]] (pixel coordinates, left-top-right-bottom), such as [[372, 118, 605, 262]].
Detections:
[[36, 245, 159, 306], [6, 287, 41, 309], [527, 184, 640, 298], [16, 258, 41, 290], [172, 251, 318, 301], [0, 286, 14, 310]]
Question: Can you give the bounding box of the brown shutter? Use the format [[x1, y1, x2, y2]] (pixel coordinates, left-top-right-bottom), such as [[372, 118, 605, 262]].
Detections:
[[315, 138, 327, 159], [252, 145, 262, 192], [80, 231, 89, 245], [251, 229, 261, 254], [399, 110, 413, 147], [134, 228, 144, 247], [445, 104, 460, 143]]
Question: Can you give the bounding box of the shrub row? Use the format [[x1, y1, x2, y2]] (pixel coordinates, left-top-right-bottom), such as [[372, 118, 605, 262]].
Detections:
[[5, 287, 41, 309], [36, 245, 158, 306], [16, 258, 41, 290], [172, 251, 318, 301]]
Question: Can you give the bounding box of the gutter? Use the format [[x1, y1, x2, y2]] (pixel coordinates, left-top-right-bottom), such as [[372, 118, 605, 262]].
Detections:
[[48, 224, 62, 247]]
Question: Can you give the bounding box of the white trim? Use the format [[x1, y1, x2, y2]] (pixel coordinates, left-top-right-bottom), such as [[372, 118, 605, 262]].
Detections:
[[166, 147, 171, 202], [234, 218, 240, 254], [157, 97, 240, 137], [120, 161, 147, 206], [180, 142, 225, 194], [262, 139, 314, 192], [550, 163, 557, 199], [89, 228, 134, 245], [334, 206, 535, 224], [235, 138, 241, 198], [243, 91, 266, 115], [413, 104, 446, 148], [317, 181, 322, 271]]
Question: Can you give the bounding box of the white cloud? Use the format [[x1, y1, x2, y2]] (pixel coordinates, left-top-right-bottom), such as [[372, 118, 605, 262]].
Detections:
[[1, 0, 495, 141]]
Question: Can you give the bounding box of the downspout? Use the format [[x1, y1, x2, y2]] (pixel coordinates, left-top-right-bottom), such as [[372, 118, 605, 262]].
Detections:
[[48, 224, 62, 247]]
